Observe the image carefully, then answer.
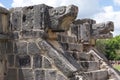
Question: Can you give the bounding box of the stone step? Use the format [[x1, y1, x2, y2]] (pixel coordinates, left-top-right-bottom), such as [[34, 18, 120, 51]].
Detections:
[[78, 52, 95, 61], [65, 51, 95, 61], [59, 42, 83, 52], [76, 69, 108, 80], [77, 61, 100, 71], [108, 79, 116, 80]]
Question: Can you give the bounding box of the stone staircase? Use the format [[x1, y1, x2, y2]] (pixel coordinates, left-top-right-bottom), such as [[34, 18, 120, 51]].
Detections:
[[56, 34, 119, 80]]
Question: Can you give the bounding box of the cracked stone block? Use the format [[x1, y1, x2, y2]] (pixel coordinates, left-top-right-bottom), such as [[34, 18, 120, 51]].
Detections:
[[19, 69, 34, 80], [35, 70, 45, 80], [33, 54, 42, 68], [45, 70, 56, 80], [6, 41, 14, 54], [6, 69, 17, 80], [43, 57, 52, 68], [9, 32, 19, 39], [14, 41, 27, 54], [7, 55, 14, 67], [57, 74, 67, 80], [28, 42, 40, 54], [16, 55, 31, 68], [22, 6, 34, 30], [11, 8, 22, 31], [34, 4, 51, 30], [35, 70, 56, 80], [80, 23, 90, 43], [0, 42, 6, 54]]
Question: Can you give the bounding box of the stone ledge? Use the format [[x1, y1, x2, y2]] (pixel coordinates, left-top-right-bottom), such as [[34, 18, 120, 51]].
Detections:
[[76, 70, 108, 80], [77, 61, 100, 71]]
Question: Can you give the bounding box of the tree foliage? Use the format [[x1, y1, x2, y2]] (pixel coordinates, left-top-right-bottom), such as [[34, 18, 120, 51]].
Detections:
[[96, 35, 120, 60]]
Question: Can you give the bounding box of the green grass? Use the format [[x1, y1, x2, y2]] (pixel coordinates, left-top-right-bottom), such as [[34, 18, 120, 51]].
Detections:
[[113, 65, 120, 70]]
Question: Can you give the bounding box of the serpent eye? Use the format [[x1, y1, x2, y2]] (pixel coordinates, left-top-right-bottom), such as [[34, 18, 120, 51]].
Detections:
[[49, 9, 57, 16], [58, 7, 66, 15]]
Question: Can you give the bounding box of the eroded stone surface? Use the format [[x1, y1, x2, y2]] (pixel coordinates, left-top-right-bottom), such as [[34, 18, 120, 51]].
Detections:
[[43, 57, 52, 68], [33, 54, 42, 68], [35, 70, 45, 80], [19, 69, 34, 80], [14, 41, 27, 54], [7, 55, 14, 67], [6, 69, 17, 80], [16, 55, 31, 67], [28, 42, 40, 54]]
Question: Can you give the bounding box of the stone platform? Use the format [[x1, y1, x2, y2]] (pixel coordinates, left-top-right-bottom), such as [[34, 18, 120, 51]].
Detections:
[[0, 4, 119, 80]]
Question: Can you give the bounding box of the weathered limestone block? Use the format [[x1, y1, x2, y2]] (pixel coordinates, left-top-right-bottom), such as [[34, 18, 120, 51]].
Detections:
[[22, 6, 34, 30], [7, 55, 14, 67], [9, 31, 19, 39], [74, 70, 108, 80], [45, 70, 56, 80], [57, 34, 77, 43], [71, 19, 96, 44], [19, 69, 34, 80], [0, 7, 9, 33], [80, 23, 90, 43], [35, 70, 56, 80], [35, 70, 45, 80], [78, 61, 100, 71], [60, 35, 68, 43], [0, 42, 7, 54], [6, 41, 14, 54], [33, 54, 42, 68], [28, 42, 41, 54], [49, 5, 78, 31], [71, 20, 91, 44], [10, 8, 22, 31], [59, 42, 83, 52], [43, 57, 52, 68], [71, 23, 81, 42], [5, 69, 17, 80], [16, 55, 31, 68], [60, 42, 69, 50], [78, 52, 94, 61], [34, 4, 52, 30], [14, 41, 27, 54], [0, 56, 7, 80], [57, 74, 68, 80]]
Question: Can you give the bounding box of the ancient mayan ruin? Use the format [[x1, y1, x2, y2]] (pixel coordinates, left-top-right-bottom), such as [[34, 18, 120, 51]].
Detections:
[[0, 4, 120, 80]]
